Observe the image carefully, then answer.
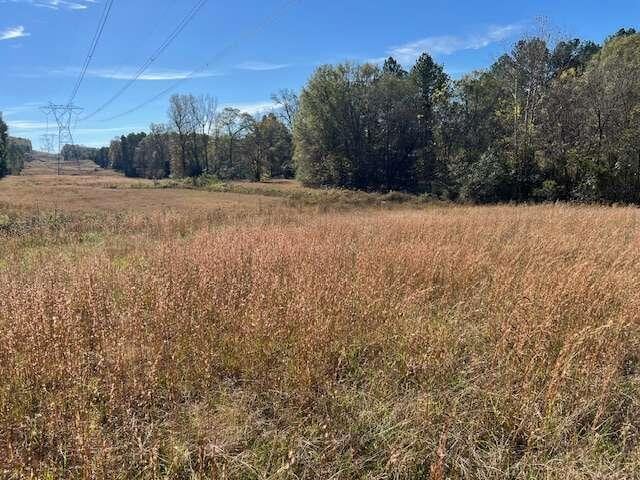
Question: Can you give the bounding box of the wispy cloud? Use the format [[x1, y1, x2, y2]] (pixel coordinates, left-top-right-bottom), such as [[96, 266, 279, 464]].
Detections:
[[73, 125, 148, 135], [6, 120, 48, 130], [0, 25, 30, 41], [236, 61, 290, 72], [7, 120, 147, 135], [17, 66, 223, 81], [377, 24, 523, 64], [224, 101, 278, 115], [1, 0, 95, 10], [1, 102, 42, 117], [85, 68, 222, 81]]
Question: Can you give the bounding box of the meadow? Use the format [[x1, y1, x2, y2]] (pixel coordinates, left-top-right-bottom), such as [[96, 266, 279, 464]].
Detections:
[[1, 174, 640, 479]]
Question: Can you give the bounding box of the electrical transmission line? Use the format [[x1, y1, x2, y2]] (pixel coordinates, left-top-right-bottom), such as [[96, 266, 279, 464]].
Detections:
[[40, 0, 114, 174], [100, 0, 301, 122], [81, 0, 209, 121], [106, 0, 178, 82], [69, 0, 116, 104]]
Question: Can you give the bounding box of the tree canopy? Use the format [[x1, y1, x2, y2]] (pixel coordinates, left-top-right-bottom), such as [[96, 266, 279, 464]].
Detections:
[[58, 26, 640, 205], [294, 28, 640, 203]]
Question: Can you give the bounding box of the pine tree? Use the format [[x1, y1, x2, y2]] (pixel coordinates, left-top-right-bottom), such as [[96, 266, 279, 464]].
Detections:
[[410, 53, 449, 191], [382, 57, 407, 77]]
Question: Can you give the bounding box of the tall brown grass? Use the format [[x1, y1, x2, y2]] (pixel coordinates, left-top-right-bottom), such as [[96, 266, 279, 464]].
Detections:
[[1, 202, 640, 478]]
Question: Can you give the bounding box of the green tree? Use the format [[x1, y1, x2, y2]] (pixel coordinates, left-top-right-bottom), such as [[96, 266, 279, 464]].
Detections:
[[119, 132, 147, 177], [217, 107, 253, 178], [95, 146, 110, 169], [0, 114, 8, 178], [294, 63, 379, 188], [577, 32, 640, 202], [271, 89, 300, 131], [411, 53, 450, 192], [382, 56, 407, 77], [370, 70, 422, 189], [550, 39, 600, 76], [244, 113, 293, 180], [294, 62, 429, 191], [460, 148, 513, 203], [108, 138, 123, 171], [134, 124, 171, 179], [488, 39, 551, 200], [168, 94, 193, 177]]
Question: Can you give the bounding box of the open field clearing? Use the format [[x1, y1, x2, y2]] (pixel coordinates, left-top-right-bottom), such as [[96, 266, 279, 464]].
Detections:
[[20, 152, 113, 177], [0, 174, 287, 215], [2, 0, 639, 477], [0, 171, 433, 216], [1, 174, 640, 479]]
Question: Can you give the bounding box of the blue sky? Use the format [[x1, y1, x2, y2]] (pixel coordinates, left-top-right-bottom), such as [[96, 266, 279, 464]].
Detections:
[[1, 0, 638, 148]]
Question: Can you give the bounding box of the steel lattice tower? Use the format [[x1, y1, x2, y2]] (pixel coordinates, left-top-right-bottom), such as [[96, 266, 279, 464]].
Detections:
[[39, 103, 83, 175], [39, 134, 57, 154]]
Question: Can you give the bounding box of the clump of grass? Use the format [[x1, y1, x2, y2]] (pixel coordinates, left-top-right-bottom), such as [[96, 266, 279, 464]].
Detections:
[[1, 200, 640, 478], [379, 190, 416, 203]]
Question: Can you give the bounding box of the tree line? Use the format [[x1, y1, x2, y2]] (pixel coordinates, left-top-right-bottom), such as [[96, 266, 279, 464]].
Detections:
[[0, 114, 31, 178], [94, 92, 295, 182], [67, 27, 640, 204], [295, 27, 640, 203]]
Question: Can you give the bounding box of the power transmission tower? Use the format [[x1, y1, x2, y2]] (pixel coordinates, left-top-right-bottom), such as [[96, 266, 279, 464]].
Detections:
[[40, 103, 83, 175], [38, 0, 114, 175], [40, 133, 56, 153]]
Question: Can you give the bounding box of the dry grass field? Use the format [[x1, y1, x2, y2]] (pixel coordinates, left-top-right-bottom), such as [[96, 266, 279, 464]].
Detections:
[[1, 170, 640, 479]]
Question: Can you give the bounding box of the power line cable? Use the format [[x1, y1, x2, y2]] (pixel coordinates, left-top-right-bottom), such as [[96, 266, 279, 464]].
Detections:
[[81, 0, 209, 121], [100, 0, 301, 122], [107, 0, 179, 82], [68, 0, 116, 104]]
